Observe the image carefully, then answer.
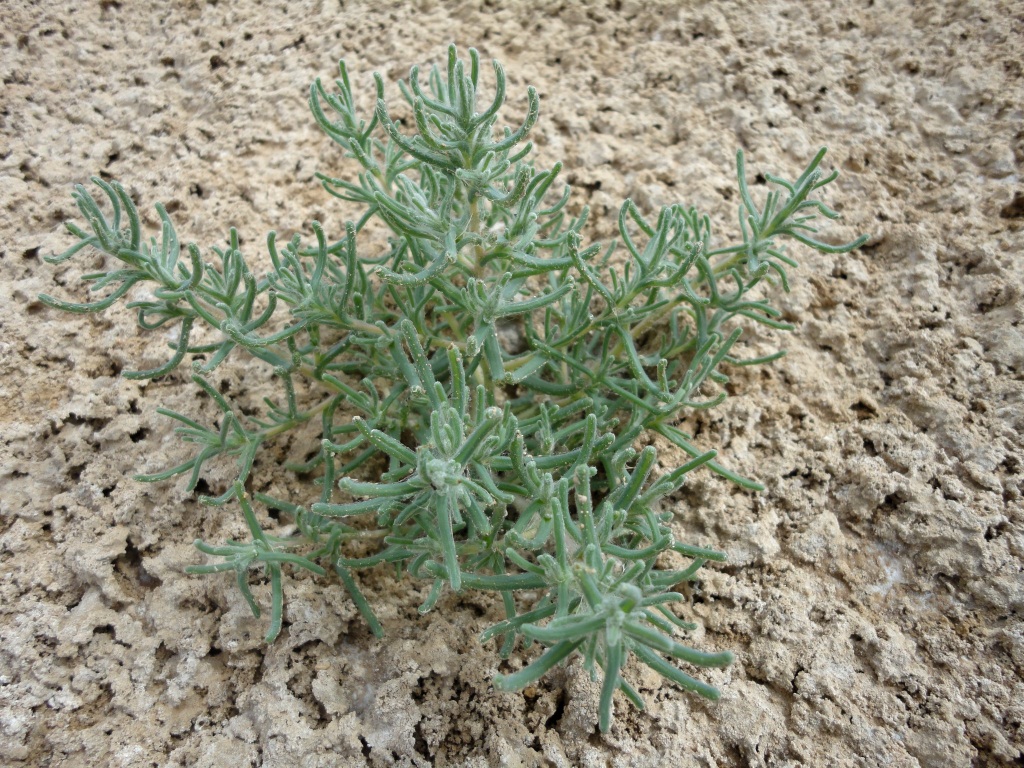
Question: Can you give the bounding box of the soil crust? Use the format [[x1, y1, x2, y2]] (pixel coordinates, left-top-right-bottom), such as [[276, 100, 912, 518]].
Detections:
[[2, 1, 1022, 766]]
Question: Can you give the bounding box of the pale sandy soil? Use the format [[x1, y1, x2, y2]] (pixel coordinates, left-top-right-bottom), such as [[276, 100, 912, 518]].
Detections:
[[2, 1, 1023, 766]]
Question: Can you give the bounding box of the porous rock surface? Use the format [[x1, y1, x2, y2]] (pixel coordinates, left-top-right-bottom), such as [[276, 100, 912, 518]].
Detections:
[[1, 1, 1022, 766]]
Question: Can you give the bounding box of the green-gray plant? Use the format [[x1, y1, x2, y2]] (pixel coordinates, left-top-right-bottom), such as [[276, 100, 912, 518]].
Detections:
[[40, 45, 866, 732]]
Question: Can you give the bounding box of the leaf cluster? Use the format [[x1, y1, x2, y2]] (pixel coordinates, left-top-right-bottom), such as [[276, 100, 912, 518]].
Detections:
[[40, 45, 866, 731]]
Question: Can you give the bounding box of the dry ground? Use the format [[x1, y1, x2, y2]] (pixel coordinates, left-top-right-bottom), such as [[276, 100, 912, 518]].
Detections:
[[1, 1, 1022, 766]]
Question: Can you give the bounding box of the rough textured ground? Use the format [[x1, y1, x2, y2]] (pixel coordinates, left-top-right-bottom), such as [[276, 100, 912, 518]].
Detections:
[[2, 1, 1023, 766]]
